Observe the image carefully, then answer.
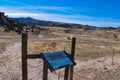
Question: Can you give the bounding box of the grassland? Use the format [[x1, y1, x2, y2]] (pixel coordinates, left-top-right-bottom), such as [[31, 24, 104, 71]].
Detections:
[[1, 27, 120, 80], [1, 26, 120, 60], [26, 27, 120, 61]]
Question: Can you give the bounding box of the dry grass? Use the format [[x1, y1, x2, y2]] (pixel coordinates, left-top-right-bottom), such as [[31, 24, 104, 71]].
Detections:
[[0, 40, 13, 52], [28, 40, 69, 54], [26, 28, 120, 61], [75, 76, 83, 80], [75, 43, 120, 60], [1, 27, 120, 80], [1, 27, 120, 61]]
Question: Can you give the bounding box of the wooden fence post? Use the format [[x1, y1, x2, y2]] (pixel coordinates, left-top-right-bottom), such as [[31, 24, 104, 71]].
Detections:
[[22, 33, 28, 80], [43, 60, 48, 80], [58, 71, 61, 80], [111, 49, 115, 65], [69, 37, 76, 80], [64, 67, 69, 80]]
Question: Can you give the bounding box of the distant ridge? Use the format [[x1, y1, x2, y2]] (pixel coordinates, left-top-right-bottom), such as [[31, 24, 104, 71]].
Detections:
[[13, 17, 117, 30], [12, 17, 97, 29], [0, 11, 117, 31]]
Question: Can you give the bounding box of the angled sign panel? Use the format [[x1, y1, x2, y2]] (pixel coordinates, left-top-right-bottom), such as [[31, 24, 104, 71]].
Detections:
[[41, 51, 76, 71]]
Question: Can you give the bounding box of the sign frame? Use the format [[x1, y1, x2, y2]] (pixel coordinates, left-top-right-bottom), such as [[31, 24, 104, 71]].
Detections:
[[41, 51, 76, 72]]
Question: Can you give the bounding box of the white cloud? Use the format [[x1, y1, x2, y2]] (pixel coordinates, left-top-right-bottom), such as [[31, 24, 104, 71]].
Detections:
[[5, 12, 120, 27], [1, 0, 68, 11], [0, 6, 120, 27], [1, 0, 30, 6], [6, 12, 39, 17], [26, 6, 69, 11]]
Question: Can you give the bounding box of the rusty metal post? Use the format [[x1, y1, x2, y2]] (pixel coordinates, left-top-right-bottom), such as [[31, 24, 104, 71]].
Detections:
[[22, 33, 28, 80]]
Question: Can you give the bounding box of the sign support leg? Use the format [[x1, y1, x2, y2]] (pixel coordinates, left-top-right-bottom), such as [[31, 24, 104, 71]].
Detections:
[[69, 37, 76, 80], [43, 61, 48, 80], [64, 67, 69, 80], [22, 33, 28, 80]]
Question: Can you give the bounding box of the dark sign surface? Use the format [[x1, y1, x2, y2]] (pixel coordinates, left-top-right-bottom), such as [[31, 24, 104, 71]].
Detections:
[[41, 51, 75, 71]]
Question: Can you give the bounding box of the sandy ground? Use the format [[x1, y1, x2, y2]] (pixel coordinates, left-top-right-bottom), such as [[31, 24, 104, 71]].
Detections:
[[0, 42, 120, 80], [74, 55, 120, 80]]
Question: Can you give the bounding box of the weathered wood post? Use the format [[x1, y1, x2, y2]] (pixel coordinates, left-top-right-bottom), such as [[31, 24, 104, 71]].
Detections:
[[58, 71, 61, 80], [43, 61, 48, 80], [70, 37, 76, 80], [111, 49, 115, 65], [22, 33, 28, 80], [64, 67, 69, 80]]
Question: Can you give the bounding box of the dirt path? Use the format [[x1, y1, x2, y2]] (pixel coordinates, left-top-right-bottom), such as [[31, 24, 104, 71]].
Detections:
[[0, 42, 64, 80], [0, 42, 22, 80]]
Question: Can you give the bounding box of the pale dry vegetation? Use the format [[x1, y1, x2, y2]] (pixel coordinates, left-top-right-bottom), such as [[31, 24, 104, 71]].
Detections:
[[1, 27, 120, 80], [28, 28, 120, 61], [28, 40, 67, 54]]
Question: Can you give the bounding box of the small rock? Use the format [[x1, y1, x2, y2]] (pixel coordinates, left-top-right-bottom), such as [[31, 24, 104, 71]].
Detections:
[[104, 67, 107, 70]]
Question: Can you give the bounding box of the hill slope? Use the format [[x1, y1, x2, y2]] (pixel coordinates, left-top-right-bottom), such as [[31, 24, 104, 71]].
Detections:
[[13, 17, 118, 30], [0, 12, 26, 33], [13, 17, 98, 29]]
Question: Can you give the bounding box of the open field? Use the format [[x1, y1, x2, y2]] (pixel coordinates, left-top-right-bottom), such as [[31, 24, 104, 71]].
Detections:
[[0, 27, 120, 80]]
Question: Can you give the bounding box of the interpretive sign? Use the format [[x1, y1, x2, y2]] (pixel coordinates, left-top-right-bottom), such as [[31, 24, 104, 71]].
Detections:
[[41, 51, 76, 72]]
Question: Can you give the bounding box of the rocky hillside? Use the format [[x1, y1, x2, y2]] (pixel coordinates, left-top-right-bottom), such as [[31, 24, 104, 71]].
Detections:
[[0, 12, 26, 34]]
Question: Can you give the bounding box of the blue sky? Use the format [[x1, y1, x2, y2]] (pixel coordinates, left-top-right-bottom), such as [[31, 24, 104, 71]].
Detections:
[[0, 0, 120, 27]]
